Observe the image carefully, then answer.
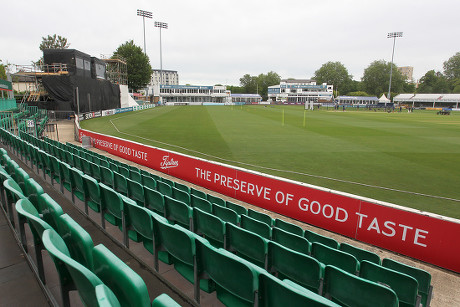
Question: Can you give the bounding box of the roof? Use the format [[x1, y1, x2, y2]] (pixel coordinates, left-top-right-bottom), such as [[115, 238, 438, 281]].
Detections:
[[281, 79, 315, 83], [337, 96, 378, 101], [394, 94, 460, 102], [231, 94, 262, 98]]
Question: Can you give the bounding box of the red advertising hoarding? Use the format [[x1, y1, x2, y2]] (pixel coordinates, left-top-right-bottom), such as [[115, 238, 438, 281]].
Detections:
[[80, 129, 460, 273]]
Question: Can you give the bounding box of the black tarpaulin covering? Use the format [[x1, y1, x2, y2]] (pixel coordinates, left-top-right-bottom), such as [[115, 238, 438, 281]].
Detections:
[[42, 75, 120, 112]]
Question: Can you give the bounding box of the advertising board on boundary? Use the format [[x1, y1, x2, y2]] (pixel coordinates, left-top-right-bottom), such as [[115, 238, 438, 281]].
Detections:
[[79, 128, 460, 273]]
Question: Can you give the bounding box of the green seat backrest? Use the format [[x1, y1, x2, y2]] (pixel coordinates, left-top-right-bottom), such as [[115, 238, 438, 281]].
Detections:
[[16, 198, 52, 240], [162, 177, 175, 188], [13, 167, 29, 191], [190, 187, 207, 199], [127, 178, 145, 206], [99, 166, 114, 187], [304, 229, 339, 249], [37, 193, 64, 230], [42, 229, 104, 307], [174, 182, 190, 194], [247, 209, 273, 226], [271, 227, 311, 255], [267, 241, 323, 293], [360, 260, 419, 307], [81, 158, 92, 175], [213, 204, 240, 225], [382, 258, 432, 307], [240, 215, 272, 240], [258, 273, 339, 307], [164, 196, 193, 230], [273, 218, 304, 236], [172, 186, 190, 205], [93, 244, 151, 307], [89, 161, 101, 181], [340, 243, 380, 265], [207, 194, 226, 207], [157, 181, 172, 197], [312, 243, 359, 275], [195, 239, 261, 306], [193, 207, 226, 248], [144, 186, 165, 215], [142, 174, 157, 190], [82, 175, 101, 212], [226, 201, 248, 216], [118, 166, 130, 177], [226, 223, 268, 268], [57, 214, 95, 271], [190, 194, 212, 213], [113, 171, 128, 195], [324, 265, 399, 307], [24, 177, 44, 208], [70, 167, 85, 200], [129, 169, 142, 183], [99, 183, 123, 226]]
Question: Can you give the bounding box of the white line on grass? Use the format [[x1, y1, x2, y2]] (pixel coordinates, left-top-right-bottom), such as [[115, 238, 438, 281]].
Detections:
[[109, 119, 460, 203]]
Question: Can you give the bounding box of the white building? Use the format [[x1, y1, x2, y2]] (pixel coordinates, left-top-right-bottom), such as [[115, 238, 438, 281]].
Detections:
[[267, 79, 333, 104], [160, 85, 231, 105], [148, 69, 179, 97], [231, 94, 262, 105]]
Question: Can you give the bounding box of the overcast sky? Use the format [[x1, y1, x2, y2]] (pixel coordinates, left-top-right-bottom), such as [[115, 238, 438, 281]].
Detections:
[[2, 0, 460, 86]]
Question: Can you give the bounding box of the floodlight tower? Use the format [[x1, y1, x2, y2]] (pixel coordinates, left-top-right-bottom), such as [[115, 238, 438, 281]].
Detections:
[[137, 9, 153, 54], [387, 32, 403, 102], [155, 21, 168, 104]]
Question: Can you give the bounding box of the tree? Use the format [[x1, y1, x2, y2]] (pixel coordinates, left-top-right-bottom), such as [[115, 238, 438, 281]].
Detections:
[[443, 52, 460, 80], [313, 61, 353, 96], [361, 60, 406, 97], [0, 60, 6, 80], [417, 70, 450, 93], [113, 40, 152, 91], [39, 34, 70, 51], [239, 71, 281, 100]]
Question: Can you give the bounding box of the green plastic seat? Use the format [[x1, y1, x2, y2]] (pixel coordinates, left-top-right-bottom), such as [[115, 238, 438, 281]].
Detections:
[[164, 195, 193, 230], [89, 161, 101, 181], [157, 181, 172, 197], [271, 227, 311, 255], [258, 272, 340, 307], [129, 169, 142, 183], [226, 223, 268, 268], [312, 242, 360, 275], [161, 177, 175, 188], [99, 182, 123, 229], [126, 204, 172, 267], [37, 193, 64, 231], [56, 214, 95, 271], [382, 258, 433, 307], [340, 242, 381, 265], [81, 158, 92, 176], [360, 260, 420, 307], [304, 229, 339, 249], [73, 154, 83, 171], [247, 208, 273, 226], [154, 216, 214, 299], [267, 241, 323, 294], [240, 214, 272, 240], [174, 181, 190, 194], [69, 167, 86, 203], [127, 178, 145, 206], [142, 174, 157, 190], [207, 194, 226, 207], [58, 161, 72, 193], [212, 203, 240, 225], [195, 239, 263, 306], [273, 218, 304, 236], [16, 198, 52, 283], [324, 265, 399, 307], [113, 171, 128, 196], [82, 175, 102, 216], [119, 194, 142, 246], [172, 186, 190, 205], [13, 167, 29, 192], [42, 229, 106, 307], [24, 177, 44, 209], [193, 207, 226, 248], [48, 155, 61, 185], [118, 166, 130, 178], [93, 244, 151, 307], [190, 187, 207, 199], [4, 178, 26, 225], [226, 201, 248, 216], [190, 194, 212, 213], [144, 186, 165, 215], [99, 166, 114, 187]]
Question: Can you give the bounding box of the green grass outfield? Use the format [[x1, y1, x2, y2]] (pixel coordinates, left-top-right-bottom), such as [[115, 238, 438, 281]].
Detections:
[[81, 105, 460, 219]]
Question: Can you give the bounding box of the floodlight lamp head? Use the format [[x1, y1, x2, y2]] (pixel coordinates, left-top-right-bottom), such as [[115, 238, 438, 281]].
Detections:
[[155, 21, 168, 29], [387, 32, 403, 38], [137, 9, 152, 18]]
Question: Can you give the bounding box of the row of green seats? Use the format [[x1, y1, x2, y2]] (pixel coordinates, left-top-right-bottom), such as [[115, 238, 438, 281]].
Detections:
[[0, 141, 181, 307]]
